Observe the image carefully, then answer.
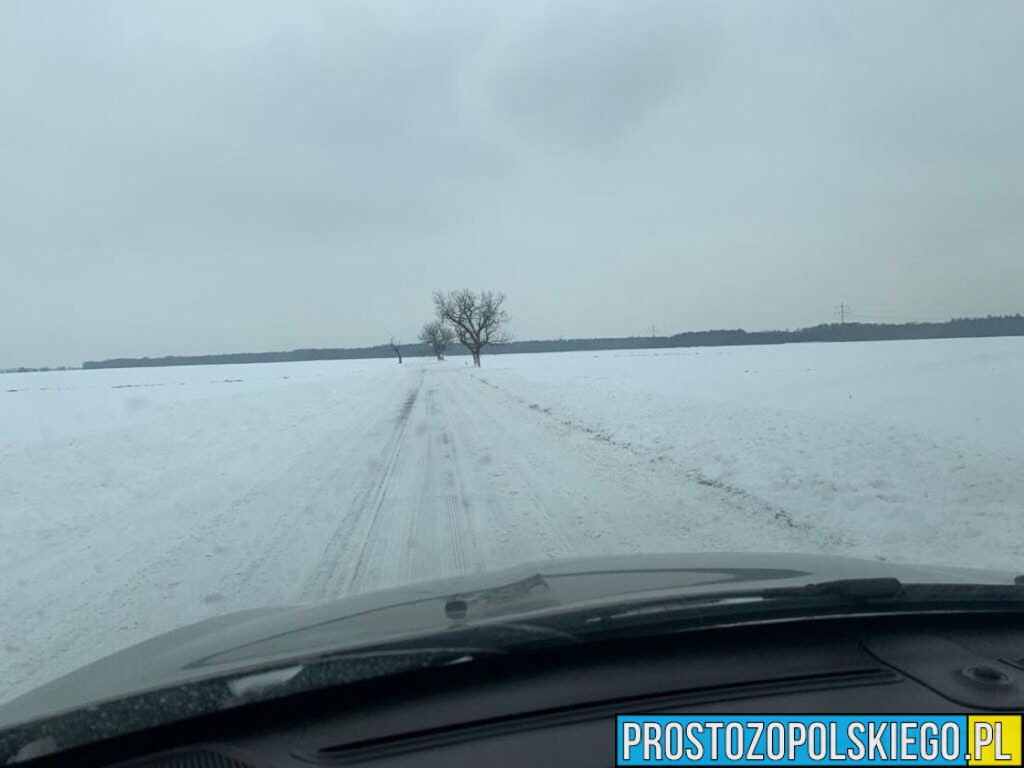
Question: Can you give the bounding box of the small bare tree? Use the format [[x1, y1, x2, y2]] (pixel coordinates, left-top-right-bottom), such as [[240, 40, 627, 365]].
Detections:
[[432, 289, 511, 366], [419, 320, 455, 360], [389, 336, 403, 364]]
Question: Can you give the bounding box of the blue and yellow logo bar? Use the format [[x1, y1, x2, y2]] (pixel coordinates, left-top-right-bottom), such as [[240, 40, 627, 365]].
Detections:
[[616, 715, 1022, 766]]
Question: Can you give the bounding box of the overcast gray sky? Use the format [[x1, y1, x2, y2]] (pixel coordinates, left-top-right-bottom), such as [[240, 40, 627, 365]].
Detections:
[[2, 0, 1023, 367]]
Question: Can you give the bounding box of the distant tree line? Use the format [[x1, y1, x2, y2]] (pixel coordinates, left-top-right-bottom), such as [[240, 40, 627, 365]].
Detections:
[[81, 314, 1024, 370], [1, 365, 76, 374]]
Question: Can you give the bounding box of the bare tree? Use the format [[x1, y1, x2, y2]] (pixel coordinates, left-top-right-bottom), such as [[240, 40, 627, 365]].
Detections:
[[389, 336, 403, 364], [418, 320, 455, 361], [432, 289, 511, 366]]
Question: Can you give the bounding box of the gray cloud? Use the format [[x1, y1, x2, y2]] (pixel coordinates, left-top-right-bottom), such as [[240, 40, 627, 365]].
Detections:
[[488, 1, 708, 150], [2, 0, 1023, 367]]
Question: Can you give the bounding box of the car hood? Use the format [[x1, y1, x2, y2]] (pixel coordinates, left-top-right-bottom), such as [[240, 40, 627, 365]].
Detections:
[[0, 551, 1013, 730]]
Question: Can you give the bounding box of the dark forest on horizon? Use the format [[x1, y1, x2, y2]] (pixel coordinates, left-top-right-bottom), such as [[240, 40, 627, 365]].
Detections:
[[71, 314, 1024, 371]]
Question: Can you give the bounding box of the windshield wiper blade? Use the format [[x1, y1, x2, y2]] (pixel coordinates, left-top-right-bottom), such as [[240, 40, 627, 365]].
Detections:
[[750, 577, 1024, 604], [544, 577, 1024, 641], [761, 577, 904, 600]]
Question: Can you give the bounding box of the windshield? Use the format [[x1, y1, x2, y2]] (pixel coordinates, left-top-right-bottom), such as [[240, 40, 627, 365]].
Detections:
[[1, 0, 1022, 743]]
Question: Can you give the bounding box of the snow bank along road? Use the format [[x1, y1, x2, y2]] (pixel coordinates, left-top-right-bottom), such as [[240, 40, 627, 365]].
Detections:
[[2, 337, 1023, 703]]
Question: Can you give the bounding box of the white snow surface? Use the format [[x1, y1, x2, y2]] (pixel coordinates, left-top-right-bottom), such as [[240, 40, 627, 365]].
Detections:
[[1, 337, 1023, 703]]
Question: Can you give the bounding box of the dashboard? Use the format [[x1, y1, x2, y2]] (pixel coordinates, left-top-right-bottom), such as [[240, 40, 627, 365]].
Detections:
[[22, 612, 1024, 767]]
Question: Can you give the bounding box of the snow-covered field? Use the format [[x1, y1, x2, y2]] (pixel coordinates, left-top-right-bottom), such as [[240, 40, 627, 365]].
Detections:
[[2, 337, 1023, 703]]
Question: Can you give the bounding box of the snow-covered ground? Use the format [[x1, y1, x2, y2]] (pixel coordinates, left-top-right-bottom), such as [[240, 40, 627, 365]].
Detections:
[[2, 337, 1023, 703]]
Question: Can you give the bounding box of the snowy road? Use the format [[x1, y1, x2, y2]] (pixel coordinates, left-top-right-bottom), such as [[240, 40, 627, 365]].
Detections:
[[3, 339, 1023, 703], [1, 362, 811, 702], [1, 362, 812, 703]]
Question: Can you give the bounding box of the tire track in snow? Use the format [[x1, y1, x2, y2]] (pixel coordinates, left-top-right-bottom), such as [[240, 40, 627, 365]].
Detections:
[[439, 371, 640, 560], [442, 468, 466, 575], [187, 375, 417, 606], [298, 372, 424, 602], [338, 383, 427, 594]]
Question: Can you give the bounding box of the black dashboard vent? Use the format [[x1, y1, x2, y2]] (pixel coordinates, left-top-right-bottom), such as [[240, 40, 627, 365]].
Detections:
[[115, 747, 264, 768]]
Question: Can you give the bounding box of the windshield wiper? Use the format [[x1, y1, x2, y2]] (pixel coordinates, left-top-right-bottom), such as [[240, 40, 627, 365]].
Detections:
[[762, 577, 1024, 603], [540, 577, 1024, 643], [761, 576, 904, 599]]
